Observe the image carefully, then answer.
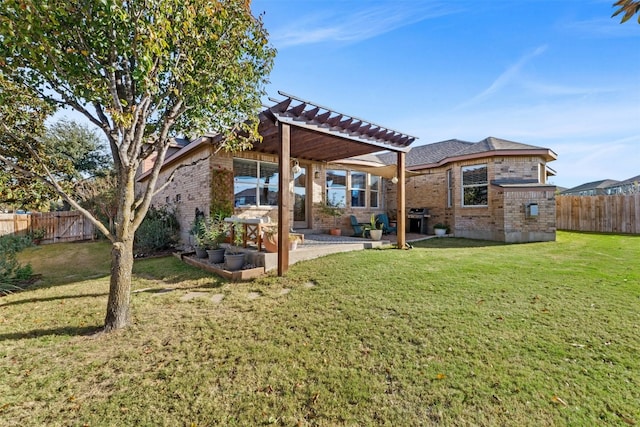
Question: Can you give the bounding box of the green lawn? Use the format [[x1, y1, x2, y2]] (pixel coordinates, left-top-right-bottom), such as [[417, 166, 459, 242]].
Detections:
[[1, 232, 639, 426]]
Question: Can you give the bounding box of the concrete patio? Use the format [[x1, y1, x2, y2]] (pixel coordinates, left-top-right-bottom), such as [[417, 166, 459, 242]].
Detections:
[[235, 231, 435, 272]]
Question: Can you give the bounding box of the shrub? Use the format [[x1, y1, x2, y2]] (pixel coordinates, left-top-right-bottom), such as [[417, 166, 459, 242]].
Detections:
[[0, 234, 33, 295], [134, 205, 180, 254]]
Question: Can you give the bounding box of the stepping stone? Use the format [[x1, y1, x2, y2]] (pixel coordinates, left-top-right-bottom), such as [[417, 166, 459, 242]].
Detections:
[[304, 281, 316, 289], [210, 294, 225, 304], [280, 288, 291, 295], [180, 292, 208, 301], [247, 292, 261, 300]]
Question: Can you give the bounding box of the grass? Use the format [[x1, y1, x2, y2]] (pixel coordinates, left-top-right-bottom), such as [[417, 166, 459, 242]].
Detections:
[[1, 232, 639, 426]]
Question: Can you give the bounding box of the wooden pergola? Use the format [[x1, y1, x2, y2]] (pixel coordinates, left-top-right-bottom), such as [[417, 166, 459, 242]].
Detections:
[[254, 92, 418, 276]]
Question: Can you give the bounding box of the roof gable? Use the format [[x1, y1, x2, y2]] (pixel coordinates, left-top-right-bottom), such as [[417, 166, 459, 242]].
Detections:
[[402, 136, 556, 170], [454, 136, 550, 156], [614, 174, 640, 186], [377, 137, 556, 169], [377, 139, 473, 166]]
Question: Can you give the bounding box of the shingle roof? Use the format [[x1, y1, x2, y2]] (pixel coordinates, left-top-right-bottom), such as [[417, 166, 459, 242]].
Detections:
[[562, 179, 620, 194], [613, 174, 640, 186], [174, 137, 191, 147], [454, 137, 546, 156], [376, 137, 553, 168], [377, 139, 473, 166]]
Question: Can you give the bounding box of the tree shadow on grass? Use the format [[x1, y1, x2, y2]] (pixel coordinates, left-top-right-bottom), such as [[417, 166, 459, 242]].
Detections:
[[0, 325, 103, 342], [0, 292, 108, 307], [19, 274, 111, 293]]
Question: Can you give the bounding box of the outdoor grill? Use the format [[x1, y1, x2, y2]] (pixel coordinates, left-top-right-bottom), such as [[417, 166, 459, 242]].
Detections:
[[407, 207, 430, 234]]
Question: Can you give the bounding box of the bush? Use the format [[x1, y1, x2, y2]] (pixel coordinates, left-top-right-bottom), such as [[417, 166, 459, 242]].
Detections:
[[0, 234, 33, 295], [134, 206, 180, 254]]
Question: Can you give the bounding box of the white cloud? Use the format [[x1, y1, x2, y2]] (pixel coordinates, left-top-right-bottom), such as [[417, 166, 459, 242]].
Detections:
[[561, 17, 640, 38], [270, 2, 460, 48], [456, 45, 548, 109], [393, 96, 640, 187], [521, 81, 618, 97]]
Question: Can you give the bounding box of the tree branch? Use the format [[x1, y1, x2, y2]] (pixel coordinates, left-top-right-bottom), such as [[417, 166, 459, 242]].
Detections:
[[0, 139, 113, 241], [131, 99, 183, 231]]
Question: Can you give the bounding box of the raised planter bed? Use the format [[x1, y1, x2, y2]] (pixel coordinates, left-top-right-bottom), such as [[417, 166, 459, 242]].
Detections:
[[175, 252, 265, 281]]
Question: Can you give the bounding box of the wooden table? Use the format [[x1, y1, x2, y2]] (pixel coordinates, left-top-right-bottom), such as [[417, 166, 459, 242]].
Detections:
[[225, 220, 304, 251]]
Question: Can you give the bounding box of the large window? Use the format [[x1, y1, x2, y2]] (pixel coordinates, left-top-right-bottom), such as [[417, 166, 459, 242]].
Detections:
[[326, 170, 347, 207], [233, 159, 279, 206], [446, 169, 453, 208], [462, 164, 488, 207], [369, 175, 380, 208], [327, 170, 381, 208], [350, 172, 366, 207]]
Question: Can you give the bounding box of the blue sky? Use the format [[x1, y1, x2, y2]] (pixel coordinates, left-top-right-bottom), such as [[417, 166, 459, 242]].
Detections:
[[252, 0, 640, 189]]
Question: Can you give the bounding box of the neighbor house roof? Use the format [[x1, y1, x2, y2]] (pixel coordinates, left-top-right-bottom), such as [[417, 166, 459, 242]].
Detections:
[[612, 174, 640, 187], [561, 179, 620, 195]]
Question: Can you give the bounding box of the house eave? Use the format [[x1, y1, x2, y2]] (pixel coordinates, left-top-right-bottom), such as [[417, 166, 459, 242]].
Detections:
[[137, 136, 210, 182], [407, 149, 557, 171]]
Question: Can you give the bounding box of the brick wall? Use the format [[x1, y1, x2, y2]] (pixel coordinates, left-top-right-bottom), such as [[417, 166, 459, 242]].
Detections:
[[501, 187, 556, 242], [139, 143, 218, 245], [389, 155, 555, 241], [493, 156, 544, 182], [141, 147, 556, 244]]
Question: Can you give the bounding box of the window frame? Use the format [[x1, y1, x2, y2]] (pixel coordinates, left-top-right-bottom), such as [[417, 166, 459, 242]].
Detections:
[[461, 164, 488, 207], [326, 169, 382, 209], [233, 158, 279, 207], [369, 175, 380, 208], [350, 171, 367, 208], [325, 169, 347, 208], [446, 169, 453, 208]]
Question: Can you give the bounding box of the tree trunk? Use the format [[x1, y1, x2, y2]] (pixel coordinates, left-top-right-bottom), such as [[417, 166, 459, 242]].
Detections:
[[104, 239, 134, 331]]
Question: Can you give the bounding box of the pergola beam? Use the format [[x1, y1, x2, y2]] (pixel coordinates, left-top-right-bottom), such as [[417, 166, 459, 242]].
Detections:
[[277, 122, 291, 275], [396, 151, 406, 249]]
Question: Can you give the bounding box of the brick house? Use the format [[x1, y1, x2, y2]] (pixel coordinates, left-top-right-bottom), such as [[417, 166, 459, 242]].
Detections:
[[383, 137, 557, 242], [137, 94, 417, 256], [137, 96, 558, 247]]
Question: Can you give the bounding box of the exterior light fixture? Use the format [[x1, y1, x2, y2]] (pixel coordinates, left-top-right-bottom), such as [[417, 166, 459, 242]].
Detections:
[[291, 159, 301, 174], [391, 176, 399, 184]]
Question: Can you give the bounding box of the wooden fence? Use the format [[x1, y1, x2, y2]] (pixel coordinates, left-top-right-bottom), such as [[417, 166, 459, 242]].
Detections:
[[0, 211, 95, 243], [556, 194, 640, 234]]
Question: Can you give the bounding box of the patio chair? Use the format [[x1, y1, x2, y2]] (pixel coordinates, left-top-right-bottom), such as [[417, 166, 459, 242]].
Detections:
[[349, 215, 370, 238], [376, 213, 397, 235]]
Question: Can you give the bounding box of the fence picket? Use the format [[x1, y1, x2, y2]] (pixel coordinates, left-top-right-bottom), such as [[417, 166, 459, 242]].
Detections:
[[556, 194, 640, 234], [0, 212, 95, 243]]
